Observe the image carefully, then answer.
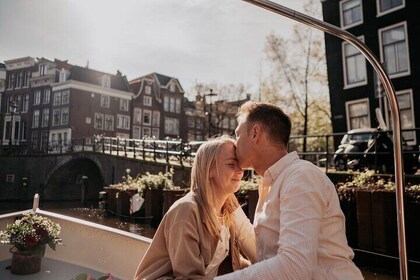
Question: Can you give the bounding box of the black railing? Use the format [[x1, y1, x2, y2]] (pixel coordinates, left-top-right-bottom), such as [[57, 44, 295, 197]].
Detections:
[[1, 129, 419, 172]]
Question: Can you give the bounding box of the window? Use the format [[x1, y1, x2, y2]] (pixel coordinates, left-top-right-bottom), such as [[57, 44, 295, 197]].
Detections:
[[34, 90, 41, 105], [145, 85, 151, 95], [188, 117, 195, 128], [170, 83, 175, 92], [15, 95, 22, 112], [152, 111, 160, 127], [21, 121, 27, 140], [143, 110, 151, 126], [120, 99, 129, 111], [164, 96, 169, 111], [164, 96, 181, 113], [94, 113, 104, 129], [8, 74, 14, 89], [170, 97, 175, 112], [152, 128, 160, 139], [40, 65, 46, 76], [134, 108, 142, 125], [53, 109, 61, 126], [117, 115, 130, 130], [42, 109, 49, 127], [59, 69, 67, 82], [379, 23, 410, 78], [340, 0, 363, 28], [343, 37, 367, 87], [16, 72, 22, 88], [23, 71, 30, 87], [43, 89, 51, 104], [23, 94, 29, 112], [101, 75, 111, 88], [53, 92, 61, 106], [31, 132, 38, 149], [133, 126, 141, 139], [61, 107, 69, 125], [86, 117, 91, 124], [104, 115, 114, 131], [165, 117, 179, 135], [386, 90, 416, 145], [143, 96, 152, 106], [62, 90, 70, 104], [346, 98, 370, 130], [377, 0, 404, 15], [101, 95, 110, 108], [142, 127, 151, 138], [196, 118, 203, 129], [32, 110, 40, 128]]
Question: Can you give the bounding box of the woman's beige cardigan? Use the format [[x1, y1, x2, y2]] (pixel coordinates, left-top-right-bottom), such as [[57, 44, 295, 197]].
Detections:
[[134, 192, 256, 280]]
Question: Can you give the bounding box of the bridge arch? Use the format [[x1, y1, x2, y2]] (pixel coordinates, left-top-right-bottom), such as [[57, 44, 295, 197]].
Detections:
[[43, 157, 104, 202]]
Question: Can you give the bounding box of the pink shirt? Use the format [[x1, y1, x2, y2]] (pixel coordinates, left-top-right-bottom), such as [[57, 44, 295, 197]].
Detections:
[[217, 152, 363, 279]]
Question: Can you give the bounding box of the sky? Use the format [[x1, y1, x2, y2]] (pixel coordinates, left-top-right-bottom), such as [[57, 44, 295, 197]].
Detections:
[[0, 0, 308, 99]]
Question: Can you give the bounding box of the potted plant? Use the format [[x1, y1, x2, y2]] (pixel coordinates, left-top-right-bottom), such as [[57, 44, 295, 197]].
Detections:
[[0, 213, 62, 275], [138, 168, 177, 227], [336, 169, 420, 259], [103, 169, 143, 216]]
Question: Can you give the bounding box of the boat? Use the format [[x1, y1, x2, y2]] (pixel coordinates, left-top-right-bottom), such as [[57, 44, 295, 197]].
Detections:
[[0, 0, 409, 279], [0, 194, 152, 279]]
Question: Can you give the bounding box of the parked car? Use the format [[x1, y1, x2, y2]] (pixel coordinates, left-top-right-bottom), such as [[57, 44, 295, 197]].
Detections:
[[334, 128, 376, 171], [334, 128, 418, 174]]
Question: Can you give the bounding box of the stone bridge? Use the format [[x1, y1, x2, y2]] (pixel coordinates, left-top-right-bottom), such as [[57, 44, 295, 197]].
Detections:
[[0, 151, 191, 207]]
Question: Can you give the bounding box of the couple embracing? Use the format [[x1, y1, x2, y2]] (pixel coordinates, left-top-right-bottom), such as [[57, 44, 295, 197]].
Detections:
[[134, 101, 363, 280]]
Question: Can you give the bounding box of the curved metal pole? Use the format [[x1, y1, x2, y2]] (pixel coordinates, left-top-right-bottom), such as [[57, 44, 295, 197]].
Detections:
[[241, 0, 407, 279]]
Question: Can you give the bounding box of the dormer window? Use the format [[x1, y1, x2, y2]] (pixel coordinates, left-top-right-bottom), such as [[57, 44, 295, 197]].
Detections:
[[40, 65, 46, 76], [145, 85, 151, 95], [59, 69, 67, 82], [170, 83, 175, 92], [102, 75, 111, 88]]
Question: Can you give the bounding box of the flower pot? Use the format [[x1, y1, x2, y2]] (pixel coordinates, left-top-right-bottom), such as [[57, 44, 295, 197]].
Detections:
[[104, 188, 119, 214], [10, 249, 43, 275], [144, 188, 164, 227], [356, 190, 373, 251], [116, 189, 138, 216], [162, 189, 189, 215]]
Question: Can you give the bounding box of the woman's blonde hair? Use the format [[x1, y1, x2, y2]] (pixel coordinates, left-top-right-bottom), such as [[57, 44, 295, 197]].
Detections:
[[190, 135, 238, 239]]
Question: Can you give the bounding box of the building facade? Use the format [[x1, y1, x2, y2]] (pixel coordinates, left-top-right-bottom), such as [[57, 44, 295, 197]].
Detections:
[[50, 65, 133, 146], [1, 57, 133, 151], [185, 92, 251, 141], [129, 73, 186, 140], [322, 0, 420, 146], [1, 56, 252, 148]]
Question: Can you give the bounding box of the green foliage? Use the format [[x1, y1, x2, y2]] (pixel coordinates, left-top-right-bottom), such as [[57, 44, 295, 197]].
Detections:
[[336, 169, 420, 202], [105, 168, 176, 197]]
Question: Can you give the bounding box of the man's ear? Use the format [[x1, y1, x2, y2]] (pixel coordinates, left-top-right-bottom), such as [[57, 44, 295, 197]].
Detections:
[[251, 124, 261, 142]]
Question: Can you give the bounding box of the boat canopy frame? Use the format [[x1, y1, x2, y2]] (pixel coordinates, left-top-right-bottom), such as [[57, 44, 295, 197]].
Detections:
[[241, 0, 407, 279]]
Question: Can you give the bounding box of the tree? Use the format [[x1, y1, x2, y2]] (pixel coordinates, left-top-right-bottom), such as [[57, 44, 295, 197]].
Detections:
[[191, 82, 252, 136], [262, 0, 332, 153]]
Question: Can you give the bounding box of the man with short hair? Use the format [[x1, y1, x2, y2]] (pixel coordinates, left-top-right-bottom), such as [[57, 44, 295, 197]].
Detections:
[[216, 101, 363, 279]]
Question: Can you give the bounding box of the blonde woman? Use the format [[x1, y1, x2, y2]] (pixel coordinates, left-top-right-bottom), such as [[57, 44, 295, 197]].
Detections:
[[134, 136, 256, 279]]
